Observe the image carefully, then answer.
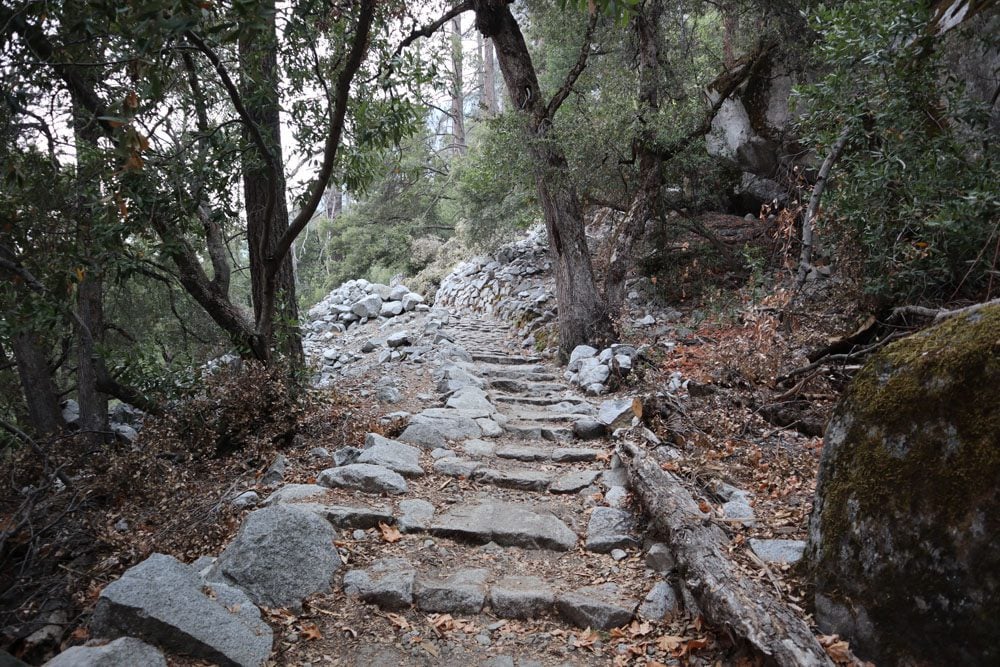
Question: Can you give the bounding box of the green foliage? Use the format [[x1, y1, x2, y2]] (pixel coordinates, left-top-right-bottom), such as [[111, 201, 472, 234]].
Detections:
[[454, 115, 540, 249], [794, 0, 999, 305]]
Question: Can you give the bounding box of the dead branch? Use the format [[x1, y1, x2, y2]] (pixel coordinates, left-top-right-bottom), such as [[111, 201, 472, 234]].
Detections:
[[796, 124, 852, 286]]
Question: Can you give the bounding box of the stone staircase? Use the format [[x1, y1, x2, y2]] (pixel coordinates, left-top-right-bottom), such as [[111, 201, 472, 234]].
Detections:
[[306, 315, 676, 654]]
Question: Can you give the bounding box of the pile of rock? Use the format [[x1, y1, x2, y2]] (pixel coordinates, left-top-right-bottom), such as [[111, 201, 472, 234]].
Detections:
[[564, 344, 641, 396], [305, 279, 426, 337], [434, 228, 555, 345]]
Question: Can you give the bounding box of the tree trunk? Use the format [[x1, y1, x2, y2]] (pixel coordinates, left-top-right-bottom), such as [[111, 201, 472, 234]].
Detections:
[[483, 36, 498, 116], [71, 86, 108, 442], [605, 0, 664, 313], [450, 16, 467, 155], [238, 0, 302, 364], [618, 441, 835, 666], [796, 125, 851, 286], [11, 332, 62, 437], [471, 0, 612, 360]]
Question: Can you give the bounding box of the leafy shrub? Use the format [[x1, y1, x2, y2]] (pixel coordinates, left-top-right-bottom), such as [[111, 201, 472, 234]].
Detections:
[[794, 0, 999, 306]]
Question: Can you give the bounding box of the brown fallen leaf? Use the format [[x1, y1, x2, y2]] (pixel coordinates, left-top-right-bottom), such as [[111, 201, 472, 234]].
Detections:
[[657, 635, 686, 652], [300, 622, 322, 641], [378, 522, 402, 543], [386, 612, 410, 630], [573, 628, 600, 650]]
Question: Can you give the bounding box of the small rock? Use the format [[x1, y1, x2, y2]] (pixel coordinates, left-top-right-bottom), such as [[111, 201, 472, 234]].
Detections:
[[597, 398, 640, 429], [645, 543, 675, 573], [489, 576, 555, 619], [638, 582, 680, 621], [261, 454, 287, 487], [610, 549, 628, 561], [550, 470, 602, 494], [572, 419, 606, 440], [352, 529, 367, 540], [343, 558, 416, 611], [749, 538, 806, 565], [231, 491, 260, 510], [586, 507, 640, 553], [333, 446, 362, 467], [556, 583, 635, 630], [386, 331, 411, 348]]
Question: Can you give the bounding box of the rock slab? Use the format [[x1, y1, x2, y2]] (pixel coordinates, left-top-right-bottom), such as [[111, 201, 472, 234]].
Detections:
[[44, 638, 166, 667], [430, 502, 577, 551], [91, 553, 272, 667]]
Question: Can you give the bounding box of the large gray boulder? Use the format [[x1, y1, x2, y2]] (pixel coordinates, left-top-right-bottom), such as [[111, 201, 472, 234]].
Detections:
[[806, 306, 1000, 666], [44, 638, 166, 667], [208, 505, 341, 609], [91, 554, 272, 667]]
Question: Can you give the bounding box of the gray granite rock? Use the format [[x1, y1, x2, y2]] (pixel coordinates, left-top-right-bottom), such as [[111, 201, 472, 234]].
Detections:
[[750, 538, 806, 565], [446, 386, 495, 414], [550, 470, 602, 494], [260, 454, 287, 487], [342, 558, 415, 611], [307, 504, 393, 529], [551, 447, 603, 462], [597, 398, 638, 429], [568, 345, 599, 372], [638, 582, 680, 621], [208, 505, 341, 609], [462, 439, 496, 458], [386, 330, 410, 347], [495, 445, 548, 461], [585, 507, 640, 553], [432, 457, 483, 478], [430, 502, 577, 551], [398, 499, 435, 533], [358, 435, 424, 477], [318, 464, 408, 495], [414, 569, 488, 614], [263, 484, 328, 506], [478, 468, 551, 492], [556, 583, 635, 630], [645, 543, 675, 573], [91, 554, 272, 667], [489, 576, 555, 619], [44, 638, 167, 667], [351, 295, 382, 318], [605, 485, 630, 508], [399, 411, 482, 449]]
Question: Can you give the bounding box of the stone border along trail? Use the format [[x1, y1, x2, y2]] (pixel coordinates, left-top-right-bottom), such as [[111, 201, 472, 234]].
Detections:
[[74, 311, 829, 666]]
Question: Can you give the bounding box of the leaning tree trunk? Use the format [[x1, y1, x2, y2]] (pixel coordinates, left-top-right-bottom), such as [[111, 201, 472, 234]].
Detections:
[[238, 0, 302, 365], [471, 0, 612, 360]]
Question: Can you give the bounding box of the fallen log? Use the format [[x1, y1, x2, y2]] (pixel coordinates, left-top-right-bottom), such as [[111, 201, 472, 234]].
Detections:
[[618, 441, 833, 667]]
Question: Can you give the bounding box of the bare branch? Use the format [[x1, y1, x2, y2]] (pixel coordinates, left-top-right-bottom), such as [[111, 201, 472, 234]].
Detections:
[[393, 1, 473, 60]]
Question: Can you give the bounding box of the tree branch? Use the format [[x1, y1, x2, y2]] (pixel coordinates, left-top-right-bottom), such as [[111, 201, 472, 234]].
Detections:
[[546, 11, 598, 118], [270, 1, 376, 275], [184, 29, 279, 242], [393, 1, 473, 60]]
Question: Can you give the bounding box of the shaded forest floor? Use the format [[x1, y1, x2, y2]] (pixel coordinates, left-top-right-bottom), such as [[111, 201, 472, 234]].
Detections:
[[1, 226, 876, 665]]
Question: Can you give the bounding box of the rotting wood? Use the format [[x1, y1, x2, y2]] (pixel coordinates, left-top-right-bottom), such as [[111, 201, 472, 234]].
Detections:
[[617, 440, 834, 667]]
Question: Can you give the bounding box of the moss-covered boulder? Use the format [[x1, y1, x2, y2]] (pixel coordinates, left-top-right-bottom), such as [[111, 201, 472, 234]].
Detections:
[[806, 305, 1000, 666]]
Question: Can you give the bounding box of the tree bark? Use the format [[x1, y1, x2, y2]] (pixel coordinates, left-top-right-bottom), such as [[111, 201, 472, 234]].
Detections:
[[471, 0, 612, 360], [450, 15, 467, 154], [11, 332, 62, 437], [605, 0, 664, 313], [238, 0, 302, 364], [618, 441, 835, 667]]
